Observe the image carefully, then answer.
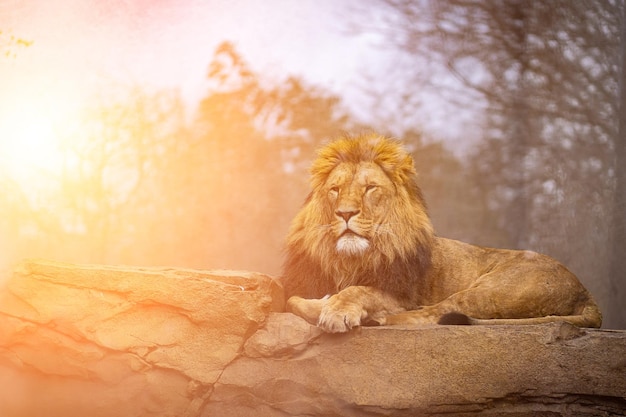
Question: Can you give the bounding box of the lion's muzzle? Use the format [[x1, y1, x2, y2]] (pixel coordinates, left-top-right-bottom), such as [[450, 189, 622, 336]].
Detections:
[[336, 231, 369, 255]]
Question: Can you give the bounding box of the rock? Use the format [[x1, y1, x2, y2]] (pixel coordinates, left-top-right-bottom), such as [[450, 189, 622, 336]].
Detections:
[[243, 311, 324, 358], [0, 259, 625, 417], [207, 314, 626, 416], [0, 259, 283, 417]]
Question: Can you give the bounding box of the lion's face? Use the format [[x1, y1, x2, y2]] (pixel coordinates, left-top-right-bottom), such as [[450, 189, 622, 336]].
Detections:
[[286, 134, 434, 280], [324, 161, 396, 255]]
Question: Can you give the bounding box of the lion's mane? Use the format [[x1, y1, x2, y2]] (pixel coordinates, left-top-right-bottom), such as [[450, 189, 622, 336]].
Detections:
[[282, 134, 434, 302]]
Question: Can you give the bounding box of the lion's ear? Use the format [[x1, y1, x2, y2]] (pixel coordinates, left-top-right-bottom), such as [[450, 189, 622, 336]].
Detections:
[[371, 139, 416, 184], [384, 153, 417, 186], [399, 154, 417, 180]]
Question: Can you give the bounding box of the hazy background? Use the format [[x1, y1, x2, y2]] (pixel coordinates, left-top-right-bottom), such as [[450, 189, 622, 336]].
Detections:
[[1, 0, 624, 328]]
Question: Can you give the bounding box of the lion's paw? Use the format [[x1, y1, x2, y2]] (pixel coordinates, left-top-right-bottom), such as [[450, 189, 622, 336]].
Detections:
[[317, 309, 361, 333], [317, 297, 366, 333]]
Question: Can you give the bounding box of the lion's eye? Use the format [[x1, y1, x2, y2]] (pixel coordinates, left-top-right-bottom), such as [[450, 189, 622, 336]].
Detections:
[[365, 185, 378, 193], [329, 186, 340, 195]]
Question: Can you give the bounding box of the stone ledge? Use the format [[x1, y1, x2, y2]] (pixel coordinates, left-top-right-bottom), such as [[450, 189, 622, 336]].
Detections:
[[217, 313, 626, 416], [0, 260, 624, 417]]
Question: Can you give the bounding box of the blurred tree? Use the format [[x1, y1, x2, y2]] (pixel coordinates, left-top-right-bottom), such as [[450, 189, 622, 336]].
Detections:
[[189, 42, 505, 274], [358, 0, 623, 327], [610, 3, 626, 328], [0, 30, 33, 276], [0, 172, 32, 275], [0, 42, 356, 276], [53, 87, 189, 265], [170, 42, 353, 274], [401, 130, 510, 247]]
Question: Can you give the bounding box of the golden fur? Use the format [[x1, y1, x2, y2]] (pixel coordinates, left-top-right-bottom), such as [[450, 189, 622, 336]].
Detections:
[[281, 133, 602, 333]]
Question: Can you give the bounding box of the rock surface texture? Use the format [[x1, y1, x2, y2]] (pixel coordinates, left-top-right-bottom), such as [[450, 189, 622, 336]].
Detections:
[[0, 259, 624, 417]]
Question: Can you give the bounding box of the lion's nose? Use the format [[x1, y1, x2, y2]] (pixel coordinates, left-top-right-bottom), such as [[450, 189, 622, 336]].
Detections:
[[336, 209, 360, 222]]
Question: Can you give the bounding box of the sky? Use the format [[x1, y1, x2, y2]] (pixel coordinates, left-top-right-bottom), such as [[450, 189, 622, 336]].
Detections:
[[0, 1, 358, 184], [0, 0, 379, 112]]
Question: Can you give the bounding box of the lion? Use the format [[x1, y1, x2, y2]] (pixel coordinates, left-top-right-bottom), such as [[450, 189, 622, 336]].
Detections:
[[281, 133, 602, 333]]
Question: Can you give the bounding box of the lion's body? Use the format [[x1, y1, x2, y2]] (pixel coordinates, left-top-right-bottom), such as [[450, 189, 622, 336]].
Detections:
[[282, 134, 602, 332]]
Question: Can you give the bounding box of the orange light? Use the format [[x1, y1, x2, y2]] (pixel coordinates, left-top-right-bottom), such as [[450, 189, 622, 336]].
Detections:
[[0, 88, 77, 189]]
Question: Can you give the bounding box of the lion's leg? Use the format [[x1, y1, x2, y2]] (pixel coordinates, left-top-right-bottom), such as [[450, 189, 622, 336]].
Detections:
[[286, 296, 327, 325], [317, 286, 405, 333], [383, 279, 541, 326], [382, 285, 511, 326], [382, 269, 602, 328], [381, 305, 445, 326]]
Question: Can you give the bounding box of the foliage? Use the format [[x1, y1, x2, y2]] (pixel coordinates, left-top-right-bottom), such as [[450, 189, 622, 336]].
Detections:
[[173, 42, 353, 272], [0, 30, 32, 59], [1, 40, 486, 278]]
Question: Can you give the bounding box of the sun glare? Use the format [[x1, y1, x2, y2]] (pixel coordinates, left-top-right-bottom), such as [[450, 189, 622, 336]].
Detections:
[[0, 92, 73, 188]]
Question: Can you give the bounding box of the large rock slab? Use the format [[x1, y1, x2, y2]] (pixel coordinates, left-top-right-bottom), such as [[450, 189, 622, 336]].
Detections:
[[0, 259, 624, 416], [214, 313, 626, 416], [0, 259, 283, 417]]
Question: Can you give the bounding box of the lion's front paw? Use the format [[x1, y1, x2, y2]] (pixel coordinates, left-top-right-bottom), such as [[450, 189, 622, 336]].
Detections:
[[317, 296, 366, 333]]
